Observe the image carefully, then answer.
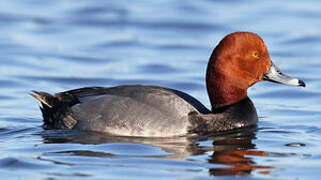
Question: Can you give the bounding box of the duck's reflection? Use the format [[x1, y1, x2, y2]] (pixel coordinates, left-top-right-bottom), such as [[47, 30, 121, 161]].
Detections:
[[40, 126, 273, 176], [209, 129, 273, 176]]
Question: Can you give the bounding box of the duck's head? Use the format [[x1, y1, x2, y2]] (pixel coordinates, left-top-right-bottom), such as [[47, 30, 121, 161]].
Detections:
[[206, 32, 305, 109]]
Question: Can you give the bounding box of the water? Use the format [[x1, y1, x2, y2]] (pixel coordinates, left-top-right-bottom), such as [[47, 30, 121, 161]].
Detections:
[[0, 0, 321, 179]]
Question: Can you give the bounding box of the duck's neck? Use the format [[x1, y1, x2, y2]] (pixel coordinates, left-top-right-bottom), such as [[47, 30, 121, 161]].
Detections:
[[206, 59, 248, 110]]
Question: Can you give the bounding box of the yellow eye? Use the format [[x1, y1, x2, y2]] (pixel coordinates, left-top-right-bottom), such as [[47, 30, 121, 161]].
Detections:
[[252, 52, 260, 58]]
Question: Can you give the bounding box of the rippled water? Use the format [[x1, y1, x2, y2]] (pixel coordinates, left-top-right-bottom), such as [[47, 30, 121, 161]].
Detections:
[[1, 0, 321, 179]]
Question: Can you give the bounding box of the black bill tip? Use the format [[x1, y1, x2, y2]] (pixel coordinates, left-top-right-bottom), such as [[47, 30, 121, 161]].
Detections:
[[298, 80, 306, 87]]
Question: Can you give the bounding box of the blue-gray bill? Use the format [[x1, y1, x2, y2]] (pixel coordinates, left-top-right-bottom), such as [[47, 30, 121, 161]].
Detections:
[[264, 62, 306, 87]]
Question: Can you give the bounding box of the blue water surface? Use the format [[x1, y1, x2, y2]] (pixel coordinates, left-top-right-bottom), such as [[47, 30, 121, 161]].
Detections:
[[0, 0, 321, 179]]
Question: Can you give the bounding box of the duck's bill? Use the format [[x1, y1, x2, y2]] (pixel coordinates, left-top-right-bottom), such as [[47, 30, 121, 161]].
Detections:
[[263, 62, 305, 87]]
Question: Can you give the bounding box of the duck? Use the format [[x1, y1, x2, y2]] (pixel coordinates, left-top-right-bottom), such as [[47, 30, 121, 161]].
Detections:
[[31, 32, 305, 137]]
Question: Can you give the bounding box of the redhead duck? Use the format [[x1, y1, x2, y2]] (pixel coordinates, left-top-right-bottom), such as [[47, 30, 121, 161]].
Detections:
[[31, 32, 305, 137]]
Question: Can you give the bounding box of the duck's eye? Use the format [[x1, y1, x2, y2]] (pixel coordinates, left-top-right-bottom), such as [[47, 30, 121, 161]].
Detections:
[[252, 52, 260, 58]]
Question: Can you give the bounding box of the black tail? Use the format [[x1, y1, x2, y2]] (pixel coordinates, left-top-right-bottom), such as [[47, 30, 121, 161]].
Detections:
[[30, 90, 58, 108], [30, 90, 77, 129]]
